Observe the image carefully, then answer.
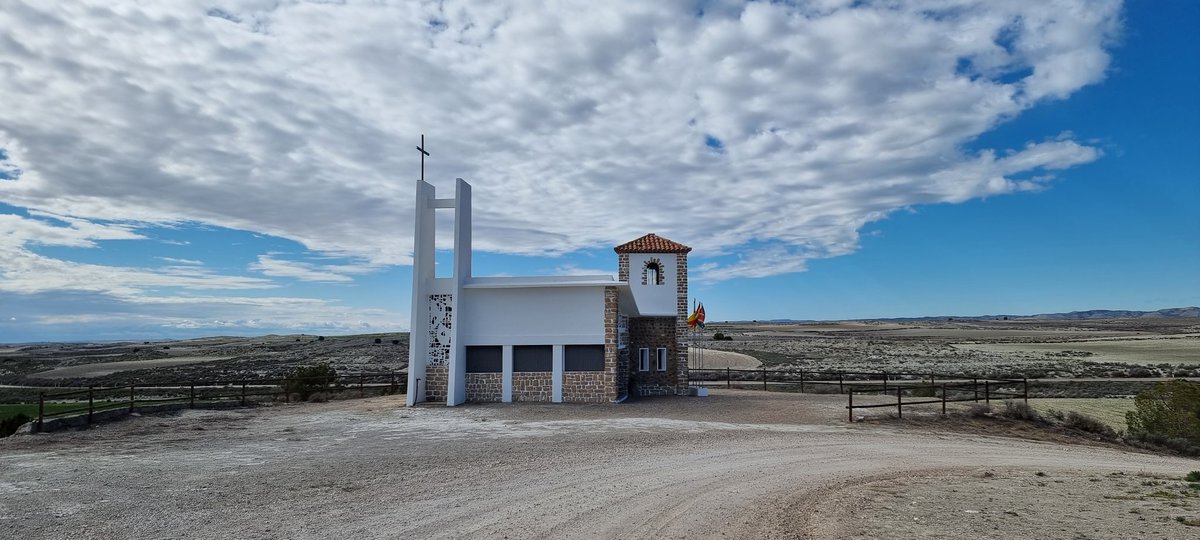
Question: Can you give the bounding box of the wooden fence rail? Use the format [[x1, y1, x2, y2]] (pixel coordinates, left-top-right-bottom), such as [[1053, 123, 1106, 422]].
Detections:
[[36, 371, 405, 431]]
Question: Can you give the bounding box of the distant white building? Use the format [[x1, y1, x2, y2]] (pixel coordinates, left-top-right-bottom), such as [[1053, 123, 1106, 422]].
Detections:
[[406, 178, 691, 405]]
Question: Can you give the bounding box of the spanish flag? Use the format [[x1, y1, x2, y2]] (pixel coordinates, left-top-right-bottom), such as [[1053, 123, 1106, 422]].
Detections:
[[687, 302, 706, 329]]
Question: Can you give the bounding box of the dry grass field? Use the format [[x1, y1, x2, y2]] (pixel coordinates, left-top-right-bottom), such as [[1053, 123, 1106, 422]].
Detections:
[[1028, 398, 1138, 430], [699, 318, 1200, 381]]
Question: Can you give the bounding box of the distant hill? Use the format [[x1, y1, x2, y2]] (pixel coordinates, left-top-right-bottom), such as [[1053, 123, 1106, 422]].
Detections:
[[1024, 307, 1200, 320], [717, 307, 1200, 324]]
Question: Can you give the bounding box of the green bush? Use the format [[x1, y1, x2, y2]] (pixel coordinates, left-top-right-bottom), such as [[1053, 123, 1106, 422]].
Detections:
[[1185, 471, 1200, 482], [1, 413, 32, 438], [286, 364, 339, 401], [1126, 381, 1200, 444]]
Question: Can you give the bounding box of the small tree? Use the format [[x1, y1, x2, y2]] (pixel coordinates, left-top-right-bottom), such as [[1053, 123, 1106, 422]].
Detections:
[[286, 363, 339, 401], [1126, 381, 1200, 445]]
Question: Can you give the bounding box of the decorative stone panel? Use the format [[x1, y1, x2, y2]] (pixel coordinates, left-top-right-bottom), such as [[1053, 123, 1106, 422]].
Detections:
[[424, 366, 448, 403], [511, 372, 553, 402], [466, 373, 502, 402], [562, 372, 611, 402]]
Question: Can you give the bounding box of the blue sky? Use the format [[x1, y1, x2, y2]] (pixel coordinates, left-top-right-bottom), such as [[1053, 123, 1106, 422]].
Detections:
[[0, 0, 1196, 341]]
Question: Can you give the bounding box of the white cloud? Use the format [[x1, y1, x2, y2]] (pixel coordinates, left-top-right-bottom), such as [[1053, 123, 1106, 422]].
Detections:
[[0, 0, 1121, 283], [249, 254, 355, 283], [157, 257, 204, 265], [0, 212, 268, 294]]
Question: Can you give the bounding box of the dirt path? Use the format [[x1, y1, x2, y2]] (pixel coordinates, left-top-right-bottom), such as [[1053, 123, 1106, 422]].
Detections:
[[688, 347, 761, 369], [1, 391, 1195, 539]]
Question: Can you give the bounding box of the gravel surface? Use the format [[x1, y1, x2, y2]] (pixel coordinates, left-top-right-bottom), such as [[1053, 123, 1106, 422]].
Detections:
[[1, 390, 1196, 539]]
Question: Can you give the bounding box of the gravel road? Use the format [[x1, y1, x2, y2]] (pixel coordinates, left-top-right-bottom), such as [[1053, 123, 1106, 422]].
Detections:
[[2, 390, 1196, 539]]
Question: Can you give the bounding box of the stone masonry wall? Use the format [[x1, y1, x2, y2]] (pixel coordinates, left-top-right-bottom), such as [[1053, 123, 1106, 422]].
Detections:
[[466, 373, 502, 402], [511, 372, 553, 402], [424, 366, 447, 403], [562, 372, 609, 403], [675, 253, 689, 394], [629, 316, 678, 396]]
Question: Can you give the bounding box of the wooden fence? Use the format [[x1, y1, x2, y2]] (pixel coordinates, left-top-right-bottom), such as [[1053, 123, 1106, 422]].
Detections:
[[35, 372, 405, 431], [688, 367, 1029, 421]]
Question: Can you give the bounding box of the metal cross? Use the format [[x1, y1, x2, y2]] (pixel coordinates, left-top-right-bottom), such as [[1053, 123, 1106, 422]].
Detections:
[[416, 134, 430, 182]]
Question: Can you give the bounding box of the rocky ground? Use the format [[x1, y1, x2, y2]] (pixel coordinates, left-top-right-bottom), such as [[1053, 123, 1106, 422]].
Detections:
[[0, 334, 409, 389], [1, 390, 1196, 539]]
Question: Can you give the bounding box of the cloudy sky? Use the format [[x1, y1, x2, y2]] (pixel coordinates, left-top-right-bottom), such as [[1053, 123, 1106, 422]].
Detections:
[[1, 0, 1197, 341]]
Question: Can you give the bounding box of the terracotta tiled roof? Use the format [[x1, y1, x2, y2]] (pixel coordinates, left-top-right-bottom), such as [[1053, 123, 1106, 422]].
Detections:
[[613, 233, 692, 254]]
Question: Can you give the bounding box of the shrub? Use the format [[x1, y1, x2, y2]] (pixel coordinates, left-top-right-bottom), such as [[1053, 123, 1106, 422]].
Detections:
[[317, 336, 325, 341], [1126, 381, 1200, 444], [1185, 471, 1200, 482], [1064, 411, 1117, 438], [374, 338, 382, 344], [1003, 401, 1044, 422], [1, 413, 32, 438], [1126, 367, 1153, 378], [968, 404, 993, 418], [285, 363, 339, 401], [910, 382, 937, 398], [391, 339, 400, 345]]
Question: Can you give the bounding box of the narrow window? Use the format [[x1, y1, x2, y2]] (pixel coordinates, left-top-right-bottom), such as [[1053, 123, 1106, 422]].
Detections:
[[638, 348, 649, 372], [656, 347, 667, 371], [641, 258, 665, 285]]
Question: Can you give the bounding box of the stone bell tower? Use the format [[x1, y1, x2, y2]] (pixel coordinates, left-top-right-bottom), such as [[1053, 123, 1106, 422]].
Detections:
[[614, 233, 691, 396]]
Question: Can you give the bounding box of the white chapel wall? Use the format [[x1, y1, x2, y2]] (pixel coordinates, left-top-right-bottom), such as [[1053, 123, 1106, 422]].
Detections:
[[627, 253, 677, 316], [458, 287, 606, 346]]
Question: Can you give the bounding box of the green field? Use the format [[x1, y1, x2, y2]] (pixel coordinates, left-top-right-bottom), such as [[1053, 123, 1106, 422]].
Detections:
[[1028, 398, 1137, 431]]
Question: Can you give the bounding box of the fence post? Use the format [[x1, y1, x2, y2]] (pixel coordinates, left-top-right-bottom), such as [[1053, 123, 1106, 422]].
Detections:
[[930, 372, 936, 387], [88, 386, 94, 424], [390, 371, 397, 394], [984, 381, 990, 404], [241, 381, 247, 406], [360, 373, 365, 397], [762, 368, 768, 391], [726, 367, 731, 389], [896, 387, 903, 419], [941, 384, 947, 415], [1023, 378, 1029, 403], [37, 392, 44, 432], [973, 378, 979, 402], [882, 371, 888, 392], [799, 370, 805, 393], [838, 372, 844, 394], [129, 384, 136, 413], [283, 378, 290, 404], [190, 383, 196, 408], [848, 390, 853, 423]]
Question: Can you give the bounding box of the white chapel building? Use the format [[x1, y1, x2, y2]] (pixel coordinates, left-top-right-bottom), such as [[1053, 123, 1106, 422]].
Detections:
[[406, 178, 692, 405]]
